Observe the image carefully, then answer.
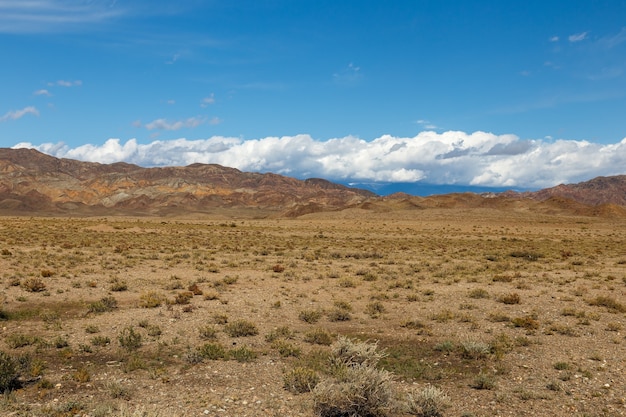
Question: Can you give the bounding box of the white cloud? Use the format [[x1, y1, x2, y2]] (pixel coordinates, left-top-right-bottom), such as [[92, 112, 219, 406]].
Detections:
[[550, 36, 559, 42], [144, 116, 206, 131], [333, 63, 363, 85], [568, 31, 588, 42], [13, 132, 626, 189], [201, 94, 215, 107], [0, 0, 126, 33], [1, 106, 39, 122], [34, 89, 52, 96], [416, 119, 438, 130], [50, 80, 82, 87]]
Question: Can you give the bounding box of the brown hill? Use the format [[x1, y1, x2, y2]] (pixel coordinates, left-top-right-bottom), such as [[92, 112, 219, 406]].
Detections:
[[0, 148, 374, 216], [1, 148, 624, 218], [522, 175, 626, 206]]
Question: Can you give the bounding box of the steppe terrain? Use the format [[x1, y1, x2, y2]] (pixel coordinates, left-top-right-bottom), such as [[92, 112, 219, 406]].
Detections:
[[0, 208, 624, 416]]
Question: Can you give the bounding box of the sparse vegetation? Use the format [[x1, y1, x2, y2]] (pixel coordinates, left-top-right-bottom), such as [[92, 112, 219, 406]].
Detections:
[[0, 213, 623, 416]]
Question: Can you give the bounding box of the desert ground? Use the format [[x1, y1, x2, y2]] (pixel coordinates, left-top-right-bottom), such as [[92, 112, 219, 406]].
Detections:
[[0, 208, 624, 416]]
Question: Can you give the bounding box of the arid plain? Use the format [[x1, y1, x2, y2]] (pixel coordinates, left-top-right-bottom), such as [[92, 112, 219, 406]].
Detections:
[[0, 208, 624, 417]]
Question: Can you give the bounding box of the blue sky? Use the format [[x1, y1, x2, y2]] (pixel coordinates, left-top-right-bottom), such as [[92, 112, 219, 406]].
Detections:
[[2, 0, 626, 192]]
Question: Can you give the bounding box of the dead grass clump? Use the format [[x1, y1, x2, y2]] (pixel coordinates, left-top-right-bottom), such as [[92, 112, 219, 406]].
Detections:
[[365, 301, 386, 318], [139, 291, 165, 308], [203, 289, 221, 301], [511, 315, 540, 330], [188, 283, 203, 295], [468, 288, 489, 299], [21, 278, 46, 293], [509, 251, 543, 261], [498, 293, 521, 305], [40, 269, 55, 278], [109, 277, 128, 292], [587, 296, 626, 313], [173, 291, 194, 305]]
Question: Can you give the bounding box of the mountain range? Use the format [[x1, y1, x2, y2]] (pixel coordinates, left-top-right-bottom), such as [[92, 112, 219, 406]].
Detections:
[[1, 148, 625, 217]]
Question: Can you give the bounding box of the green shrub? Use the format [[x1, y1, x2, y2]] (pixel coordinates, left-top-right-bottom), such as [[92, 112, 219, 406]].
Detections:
[[91, 336, 110, 347], [197, 343, 227, 360], [224, 320, 258, 337], [118, 326, 142, 352], [284, 367, 319, 394], [229, 346, 257, 362], [299, 309, 323, 324], [304, 328, 335, 346], [0, 351, 18, 392], [88, 296, 118, 313]]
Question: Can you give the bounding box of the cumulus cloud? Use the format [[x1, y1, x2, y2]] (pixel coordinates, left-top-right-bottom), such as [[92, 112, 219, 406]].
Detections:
[[12, 131, 626, 189], [1, 106, 39, 122], [568, 31, 588, 42]]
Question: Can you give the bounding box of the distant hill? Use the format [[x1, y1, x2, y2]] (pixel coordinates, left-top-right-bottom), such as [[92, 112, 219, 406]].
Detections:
[[520, 175, 626, 206], [0, 148, 624, 217], [0, 148, 374, 216]]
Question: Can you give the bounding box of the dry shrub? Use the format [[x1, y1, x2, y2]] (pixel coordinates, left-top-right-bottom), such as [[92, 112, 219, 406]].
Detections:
[[284, 367, 319, 394], [139, 291, 165, 308], [21, 277, 46, 293], [173, 291, 194, 305], [311, 337, 400, 416], [330, 336, 386, 368], [224, 319, 258, 337], [313, 364, 398, 417], [0, 351, 19, 392], [304, 328, 335, 346], [587, 296, 625, 313], [188, 283, 203, 295], [498, 293, 521, 305], [405, 385, 450, 417]]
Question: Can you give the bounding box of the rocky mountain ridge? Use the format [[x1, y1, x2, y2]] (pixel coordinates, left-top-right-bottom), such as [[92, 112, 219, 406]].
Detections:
[[1, 148, 625, 217]]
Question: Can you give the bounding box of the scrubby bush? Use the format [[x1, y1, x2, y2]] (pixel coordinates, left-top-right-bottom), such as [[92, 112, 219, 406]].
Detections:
[[0, 351, 19, 392], [224, 320, 258, 337], [284, 367, 319, 394], [313, 364, 398, 417], [118, 326, 142, 352], [405, 385, 450, 417]]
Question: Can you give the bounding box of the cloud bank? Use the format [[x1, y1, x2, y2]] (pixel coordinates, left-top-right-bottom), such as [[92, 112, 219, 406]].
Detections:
[[13, 131, 626, 189]]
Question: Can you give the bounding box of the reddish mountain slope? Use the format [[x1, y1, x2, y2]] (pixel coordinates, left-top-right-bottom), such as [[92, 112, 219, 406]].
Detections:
[[0, 148, 374, 216]]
